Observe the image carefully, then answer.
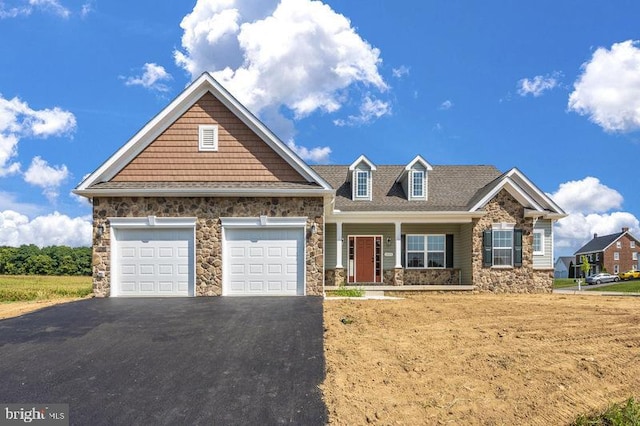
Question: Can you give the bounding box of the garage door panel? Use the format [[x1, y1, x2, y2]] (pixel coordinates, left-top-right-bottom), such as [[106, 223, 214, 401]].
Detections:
[[115, 228, 193, 297], [224, 227, 303, 296]]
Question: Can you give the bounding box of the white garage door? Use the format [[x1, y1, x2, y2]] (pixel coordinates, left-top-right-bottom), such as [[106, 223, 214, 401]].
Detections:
[[114, 228, 194, 297], [224, 228, 304, 296]]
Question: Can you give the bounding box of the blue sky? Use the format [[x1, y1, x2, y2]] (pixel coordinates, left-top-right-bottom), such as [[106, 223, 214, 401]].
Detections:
[[1, 0, 640, 256]]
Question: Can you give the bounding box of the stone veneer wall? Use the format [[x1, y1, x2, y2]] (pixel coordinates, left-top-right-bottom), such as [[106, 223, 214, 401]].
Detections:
[[92, 196, 324, 297], [403, 269, 460, 285], [471, 190, 553, 293]]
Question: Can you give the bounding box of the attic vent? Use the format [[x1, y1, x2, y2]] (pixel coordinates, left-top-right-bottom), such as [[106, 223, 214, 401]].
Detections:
[[199, 125, 218, 151]]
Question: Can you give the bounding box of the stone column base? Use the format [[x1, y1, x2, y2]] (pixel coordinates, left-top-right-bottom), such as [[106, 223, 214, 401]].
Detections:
[[334, 268, 345, 286], [393, 268, 404, 286]]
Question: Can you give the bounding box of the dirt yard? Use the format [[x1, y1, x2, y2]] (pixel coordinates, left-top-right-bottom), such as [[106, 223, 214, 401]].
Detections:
[[322, 293, 640, 425], [0, 298, 84, 320]]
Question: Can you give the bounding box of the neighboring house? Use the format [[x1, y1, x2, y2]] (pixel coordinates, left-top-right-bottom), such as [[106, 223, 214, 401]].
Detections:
[[73, 72, 567, 297], [574, 228, 640, 276], [554, 256, 574, 279]]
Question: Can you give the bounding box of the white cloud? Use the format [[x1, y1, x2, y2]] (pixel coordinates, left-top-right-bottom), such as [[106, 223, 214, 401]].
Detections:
[[24, 156, 69, 202], [286, 140, 331, 164], [0, 210, 92, 247], [122, 63, 173, 92], [517, 72, 560, 97], [0, 94, 76, 177], [333, 95, 391, 127], [569, 40, 640, 132], [80, 1, 92, 17], [548, 176, 622, 214], [174, 0, 388, 161], [0, 0, 70, 18], [439, 100, 453, 110], [392, 65, 410, 78], [549, 177, 639, 254]]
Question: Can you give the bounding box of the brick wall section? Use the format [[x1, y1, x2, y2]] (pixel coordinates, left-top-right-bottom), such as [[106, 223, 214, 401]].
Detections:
[[603, 234, 639, 273], [472, 190, 553, 293], [92, 196, 324, 297], [112, 93, 305, 183]]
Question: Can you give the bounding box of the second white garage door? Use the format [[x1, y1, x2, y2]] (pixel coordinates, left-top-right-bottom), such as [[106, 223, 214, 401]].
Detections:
[[224, 228, 304, 296]]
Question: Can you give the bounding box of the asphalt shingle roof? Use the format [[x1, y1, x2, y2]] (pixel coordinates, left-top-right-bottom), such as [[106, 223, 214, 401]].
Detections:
[[311, 165, 502, 212], [574, 232, 624, 255]]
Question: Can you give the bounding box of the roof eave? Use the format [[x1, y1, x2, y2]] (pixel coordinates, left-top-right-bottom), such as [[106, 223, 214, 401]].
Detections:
[[73, 187, 333, 198]]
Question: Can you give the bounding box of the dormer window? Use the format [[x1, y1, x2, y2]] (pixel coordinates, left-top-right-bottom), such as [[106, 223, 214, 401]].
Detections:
[[355, 170, 370, 199], [398, 155, 432, 201], [349, 155, 376, 201], [411, 170, 425, 198]]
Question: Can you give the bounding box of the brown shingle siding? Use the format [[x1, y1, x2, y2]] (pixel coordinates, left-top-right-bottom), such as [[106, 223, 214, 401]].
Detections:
[[111, 92, 305, 183]]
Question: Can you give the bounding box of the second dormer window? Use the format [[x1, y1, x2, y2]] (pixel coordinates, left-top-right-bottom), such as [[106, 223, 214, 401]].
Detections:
[[355, 170, 370, 199], [411, 170, 424, 198]]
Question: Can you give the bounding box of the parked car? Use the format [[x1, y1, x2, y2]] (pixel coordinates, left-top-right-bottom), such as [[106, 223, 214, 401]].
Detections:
[[618, 270, 640, 280], [585, 273, 620, 285]]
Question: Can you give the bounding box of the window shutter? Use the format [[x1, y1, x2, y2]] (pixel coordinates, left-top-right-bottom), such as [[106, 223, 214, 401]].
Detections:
[[514, 229, 523, 267], [446, 234, 454, 268], [401, 234, 406, 268], [482, 230, 492, 267]]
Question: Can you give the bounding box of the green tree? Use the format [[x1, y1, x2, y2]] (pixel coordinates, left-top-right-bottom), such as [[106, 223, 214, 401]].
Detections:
[[580, 255, 591, 278], [24, 254, 55, 275]]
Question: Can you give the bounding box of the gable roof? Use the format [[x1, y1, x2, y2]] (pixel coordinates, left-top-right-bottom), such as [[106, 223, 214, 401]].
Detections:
[[396, 155, 433, 183], [468, 168, 566, 219], [555, 256, 574, 270], [312, 164, 503, 212], [574, 229, 640, 255], [74, 72, 331, 196]]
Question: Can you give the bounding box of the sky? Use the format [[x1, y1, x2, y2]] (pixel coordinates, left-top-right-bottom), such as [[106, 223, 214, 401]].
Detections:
[[1, 0, 640, 257]]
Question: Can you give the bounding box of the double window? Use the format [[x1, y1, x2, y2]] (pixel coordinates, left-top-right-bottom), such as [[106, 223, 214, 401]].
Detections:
[[406, 235, 445, 268]]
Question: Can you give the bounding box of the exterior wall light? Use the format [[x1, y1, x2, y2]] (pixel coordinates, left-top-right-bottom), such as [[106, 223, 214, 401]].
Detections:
[[96, 223, 105, 238]]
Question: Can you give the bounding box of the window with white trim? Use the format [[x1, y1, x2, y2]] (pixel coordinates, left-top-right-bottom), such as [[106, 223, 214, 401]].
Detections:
[[631, 241, 636, 248], [406, 235, 445, 268], [614, 252, 620, 260], [533, 229, 544, 255], [199, 125, 218, 151], [616, 241, 622, 249], [595, 253, 599, 261], [354, 170, 370, 199], [633, 252, 638, 261], [493, 229, 513, 266], [411, 170, 425, 198], [614, 265, 619, 274]]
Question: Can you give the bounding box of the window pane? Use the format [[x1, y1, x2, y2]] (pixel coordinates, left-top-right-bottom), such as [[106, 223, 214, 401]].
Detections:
[[407, 236, 424, 251], [427, 235, 445, 251], [407, 253, 424, 268], [427, 252, 444, 268], [533, 233, 542, 252], [356, 171, 368, 197], [412, 171, 424, 197], [493, 248, 512, 266], [493, 230, 512, 248]]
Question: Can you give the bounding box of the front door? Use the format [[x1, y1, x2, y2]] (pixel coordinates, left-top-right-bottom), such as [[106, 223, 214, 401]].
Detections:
[[355, 237, 375, 282], [348, 236, 382, 283]]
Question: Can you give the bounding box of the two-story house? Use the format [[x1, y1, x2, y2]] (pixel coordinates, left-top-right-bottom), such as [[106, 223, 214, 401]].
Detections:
[[574, 227, 640, 276], [73, 72, 567, 297]]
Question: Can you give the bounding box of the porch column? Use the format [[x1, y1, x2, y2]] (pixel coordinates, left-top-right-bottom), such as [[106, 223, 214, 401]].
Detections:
[[394, 221, 402, 268], [336, 221, 343, 268]]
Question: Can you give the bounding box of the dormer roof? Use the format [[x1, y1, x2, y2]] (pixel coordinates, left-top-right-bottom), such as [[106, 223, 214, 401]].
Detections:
[[348, 154, 377, 171], [396, 155, 433, 182]]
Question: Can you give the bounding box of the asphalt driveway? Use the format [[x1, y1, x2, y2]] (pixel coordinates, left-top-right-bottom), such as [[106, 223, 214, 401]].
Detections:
[[0, 297, 327, 425]]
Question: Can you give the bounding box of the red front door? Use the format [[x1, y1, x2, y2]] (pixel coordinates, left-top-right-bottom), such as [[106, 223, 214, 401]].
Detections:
[[355, 237, 375, 282]]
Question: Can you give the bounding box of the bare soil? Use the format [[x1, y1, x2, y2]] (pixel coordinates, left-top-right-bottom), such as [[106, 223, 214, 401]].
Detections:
[[322, 293, 640, 425], [0, 298, 84, 320]]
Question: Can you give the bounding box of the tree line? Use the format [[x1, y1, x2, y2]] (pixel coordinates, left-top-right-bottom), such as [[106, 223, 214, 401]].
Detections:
[[0, 245, 92, 276]]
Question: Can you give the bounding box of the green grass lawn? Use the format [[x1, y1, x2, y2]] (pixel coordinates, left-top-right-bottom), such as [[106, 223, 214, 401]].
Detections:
[[586, 280, 640, 293], [554, 278, 579, 289], [0, 275, 92, 302]]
